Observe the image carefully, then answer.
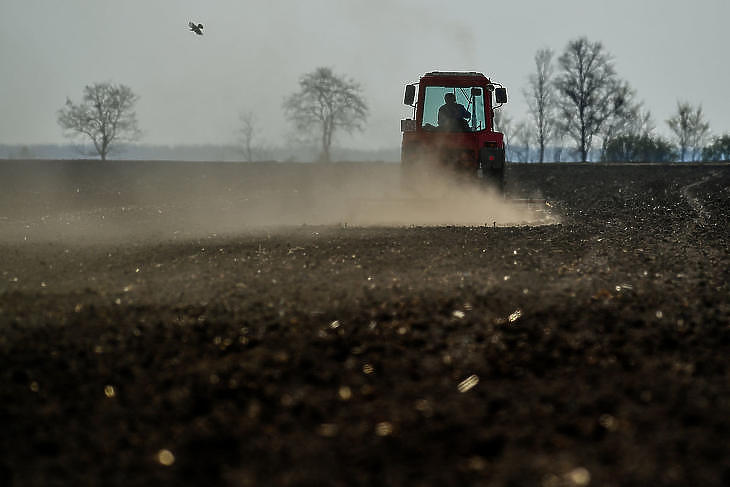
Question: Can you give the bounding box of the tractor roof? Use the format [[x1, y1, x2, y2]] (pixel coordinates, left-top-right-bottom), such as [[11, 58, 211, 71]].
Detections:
[[420, 71, 491, 87], [424, 71, 487, 78]]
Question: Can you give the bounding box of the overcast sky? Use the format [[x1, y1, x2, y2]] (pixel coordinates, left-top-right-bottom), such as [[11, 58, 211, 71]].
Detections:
[[2, 0, 728, 150]]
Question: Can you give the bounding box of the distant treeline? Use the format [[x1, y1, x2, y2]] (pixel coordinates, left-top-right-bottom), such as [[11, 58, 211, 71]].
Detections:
[[0, 144, 401, 163], [2, 143, 727, 163]]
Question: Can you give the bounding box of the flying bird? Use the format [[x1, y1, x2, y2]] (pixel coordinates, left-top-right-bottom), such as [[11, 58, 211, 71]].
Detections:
[[189, 21, 204, 35]]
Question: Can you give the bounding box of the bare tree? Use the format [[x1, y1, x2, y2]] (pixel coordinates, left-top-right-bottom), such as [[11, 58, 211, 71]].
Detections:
[[599, 79, 653, 159], [631, 109, 655, 137], [702, 134, 730, 161], [667, 101, 710, 161], [237, 111, 264, 162], [57, 82, 141, 160], [283, 67, 368, 162], [554, 37, 619, 162], [601, 106, 655, 162], [524, 48, 555, 162], [604, 134, 676, 162], [511, 120, 533, 162]]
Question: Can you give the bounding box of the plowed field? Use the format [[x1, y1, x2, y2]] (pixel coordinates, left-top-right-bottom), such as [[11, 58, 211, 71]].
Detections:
[[1, 160, 728, 486]]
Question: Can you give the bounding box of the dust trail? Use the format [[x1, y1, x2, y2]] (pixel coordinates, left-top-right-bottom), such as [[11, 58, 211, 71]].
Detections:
[[341, 168, 549, 226], [0, 160, 556, 243]]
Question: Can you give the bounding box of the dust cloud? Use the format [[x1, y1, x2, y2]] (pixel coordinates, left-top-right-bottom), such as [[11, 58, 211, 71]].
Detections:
[[0, 161, 555, 243]]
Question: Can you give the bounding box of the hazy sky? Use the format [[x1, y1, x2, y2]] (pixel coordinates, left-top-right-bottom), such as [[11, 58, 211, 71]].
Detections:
[[2, 0, 729, 150]]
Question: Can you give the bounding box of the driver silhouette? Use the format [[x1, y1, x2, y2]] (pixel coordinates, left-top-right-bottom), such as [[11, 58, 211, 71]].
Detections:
[[438, 93, 470, 131]]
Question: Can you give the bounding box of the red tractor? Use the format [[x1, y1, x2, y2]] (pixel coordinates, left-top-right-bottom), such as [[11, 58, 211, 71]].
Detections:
[[401, 71, 508, 191]]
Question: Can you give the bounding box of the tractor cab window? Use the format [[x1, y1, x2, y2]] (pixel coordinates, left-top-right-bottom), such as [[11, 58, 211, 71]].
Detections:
[[421, 86, 486, 132]]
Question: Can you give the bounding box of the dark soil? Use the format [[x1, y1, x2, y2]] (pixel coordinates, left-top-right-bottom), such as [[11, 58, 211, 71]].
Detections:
[[1, 160, 729, 486]]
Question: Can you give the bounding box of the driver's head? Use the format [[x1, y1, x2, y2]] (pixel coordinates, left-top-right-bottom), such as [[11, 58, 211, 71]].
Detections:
[[444, 93, 456, 103]]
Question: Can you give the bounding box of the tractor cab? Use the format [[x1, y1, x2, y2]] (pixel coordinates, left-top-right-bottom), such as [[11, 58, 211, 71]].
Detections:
[[401, 71, 507, 190]]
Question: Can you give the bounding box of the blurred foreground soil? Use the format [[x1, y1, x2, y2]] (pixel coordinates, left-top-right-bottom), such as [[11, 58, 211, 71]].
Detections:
[[1, 160, 729, 486]]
